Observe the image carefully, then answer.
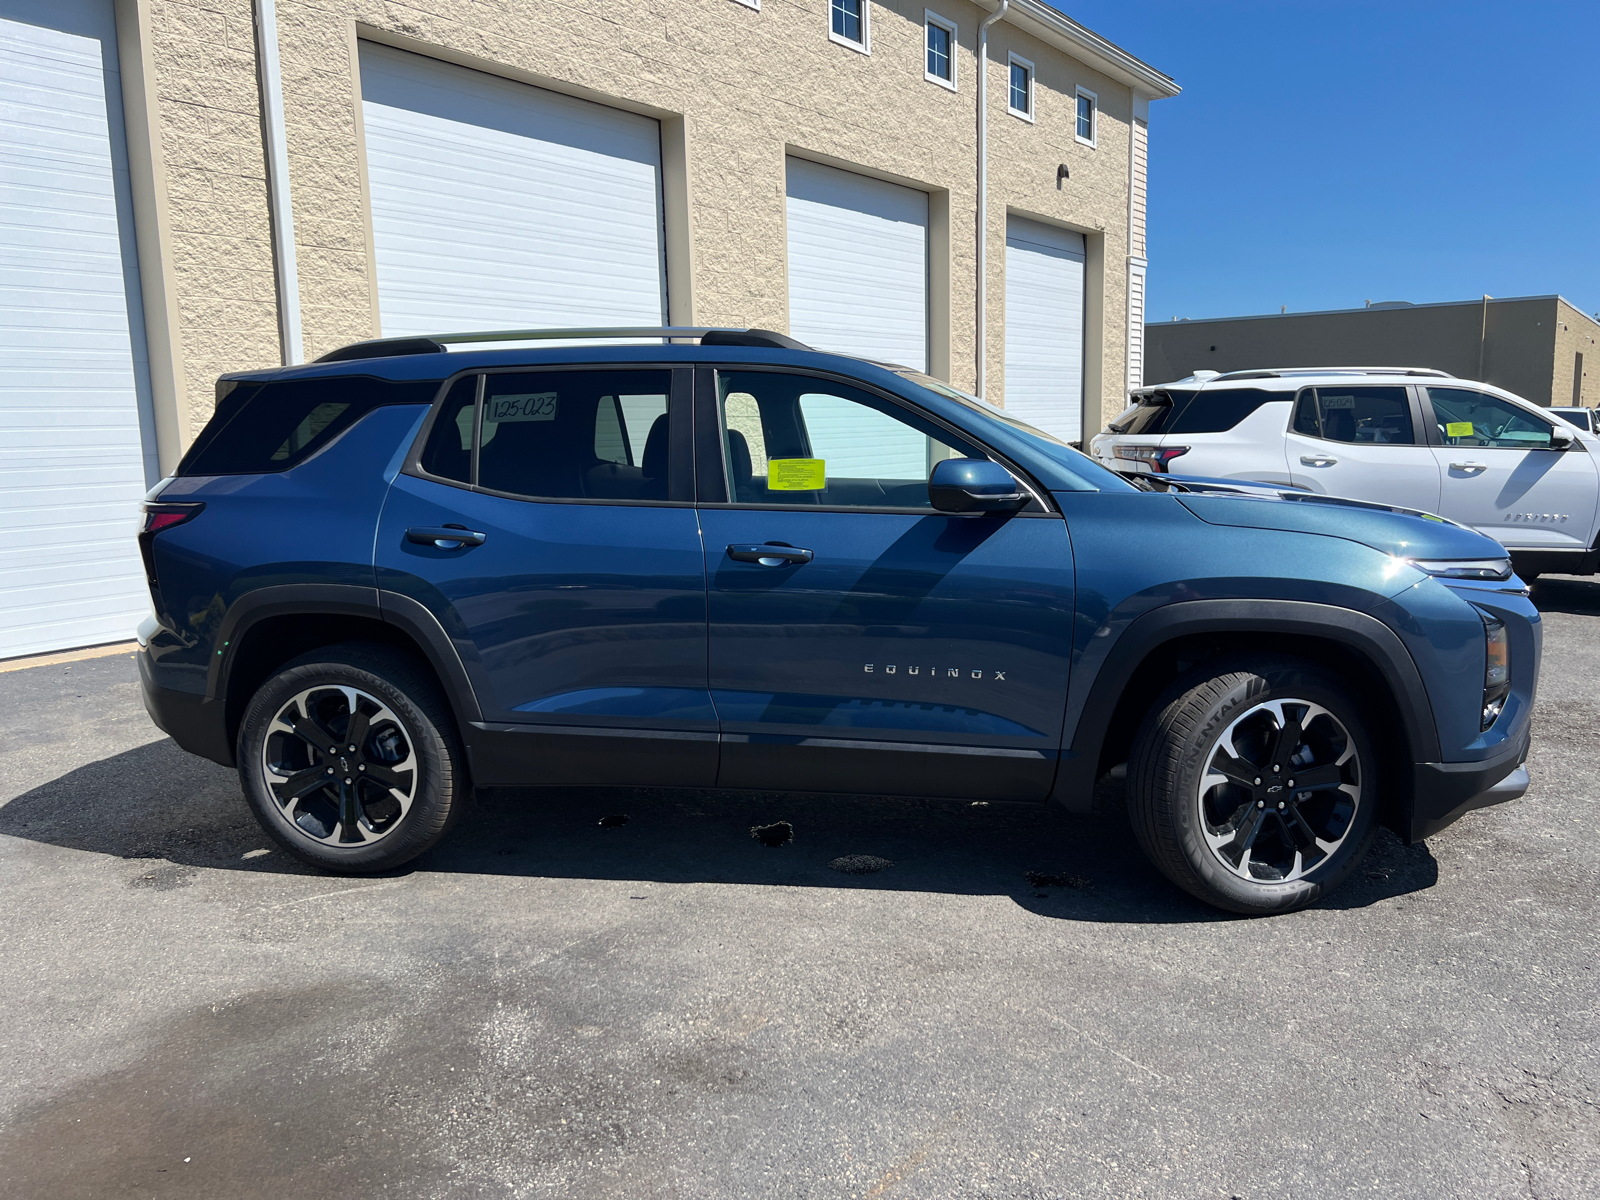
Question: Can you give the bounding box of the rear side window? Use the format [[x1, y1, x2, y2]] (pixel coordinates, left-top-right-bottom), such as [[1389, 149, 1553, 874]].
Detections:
[[1166, 388, 1287, 434], [1110, 389, 1197, 436], [440, 369, 674, 502], [1293, 387, 1415, 444], [179, 375, 440, 475]]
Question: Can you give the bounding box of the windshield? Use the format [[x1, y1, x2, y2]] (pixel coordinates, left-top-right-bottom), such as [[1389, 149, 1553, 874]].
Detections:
[[894, 370, 1136, 492]]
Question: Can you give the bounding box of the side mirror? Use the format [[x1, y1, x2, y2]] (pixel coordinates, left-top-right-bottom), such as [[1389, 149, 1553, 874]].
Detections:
[[929, 458, 1028, 514], [1551, 426, 1576, 450]]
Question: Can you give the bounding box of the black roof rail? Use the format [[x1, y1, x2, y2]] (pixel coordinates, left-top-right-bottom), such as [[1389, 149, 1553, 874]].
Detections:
[[312, 326, 812, 363], [1211, 366, 1455, 382]]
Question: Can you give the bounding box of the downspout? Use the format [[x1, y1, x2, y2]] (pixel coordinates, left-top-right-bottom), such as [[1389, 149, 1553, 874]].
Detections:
[[975, 0, 1009, 399], [255, 0, 303, 364]]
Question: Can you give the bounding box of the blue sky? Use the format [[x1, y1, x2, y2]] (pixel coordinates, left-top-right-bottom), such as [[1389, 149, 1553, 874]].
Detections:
[[1051, 1, 1600, 322]]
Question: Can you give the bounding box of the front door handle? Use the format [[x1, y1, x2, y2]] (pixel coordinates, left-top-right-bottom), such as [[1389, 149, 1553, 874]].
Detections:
[[1449, 461, 1489, 472], [406, 524, 487, 548], [1299, 455, 1338, 467], [727, 542, 813, 566]]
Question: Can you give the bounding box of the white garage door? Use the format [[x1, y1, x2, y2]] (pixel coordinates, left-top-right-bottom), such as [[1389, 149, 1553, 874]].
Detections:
[[1004, 216, 1085, 443], [785, 158, 928, 371], [0, 0, 156, 659], [358, 42, 667, 339]]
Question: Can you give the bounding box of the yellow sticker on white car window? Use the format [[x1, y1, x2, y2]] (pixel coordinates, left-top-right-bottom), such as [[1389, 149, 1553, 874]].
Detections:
[[1446, 421, 1474, 438], [768, 459, 825, 490]]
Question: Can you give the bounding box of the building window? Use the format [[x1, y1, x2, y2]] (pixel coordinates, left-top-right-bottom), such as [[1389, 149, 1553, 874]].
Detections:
[[1008, 54, 1034, 121], [1076, 86, 1098, 146], [925, 12, 956, 89], [830, 0, 868, 52]]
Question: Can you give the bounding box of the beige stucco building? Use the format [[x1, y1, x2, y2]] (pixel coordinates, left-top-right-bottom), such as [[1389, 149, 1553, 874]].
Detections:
[[0, 0, 1176, 658], [1145, 296, 1600, 411]]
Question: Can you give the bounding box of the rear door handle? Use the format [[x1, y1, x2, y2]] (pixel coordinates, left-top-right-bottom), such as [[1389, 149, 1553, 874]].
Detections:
[[406, 525, 487, 548], [1299, 455, 1338, 467], [1449, 461, 1489, 472], [726, 542, 813, 566]]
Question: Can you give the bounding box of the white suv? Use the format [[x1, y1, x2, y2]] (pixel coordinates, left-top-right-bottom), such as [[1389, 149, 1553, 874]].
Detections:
[[1090, 367, 1600, 579]]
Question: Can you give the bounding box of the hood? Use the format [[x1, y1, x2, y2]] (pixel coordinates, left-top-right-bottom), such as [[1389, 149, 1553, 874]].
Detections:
[[1177, 491, 1505, 560]]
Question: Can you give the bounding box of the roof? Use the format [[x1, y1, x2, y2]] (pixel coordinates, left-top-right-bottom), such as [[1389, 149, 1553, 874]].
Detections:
[[1000, 2, 1180, 99], [1155, 295, 1599, 329]]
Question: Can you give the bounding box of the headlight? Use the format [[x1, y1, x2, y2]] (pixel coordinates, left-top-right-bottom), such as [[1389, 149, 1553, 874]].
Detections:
[[1113, 444, 1190, 473], [1475, 607, 1510, 730], [1409, 557, 1514, 581]]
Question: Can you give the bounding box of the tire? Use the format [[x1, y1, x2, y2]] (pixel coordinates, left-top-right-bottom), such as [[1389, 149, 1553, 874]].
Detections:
[[237, 642, 466, 873], [1127, 656, 1378, 915]]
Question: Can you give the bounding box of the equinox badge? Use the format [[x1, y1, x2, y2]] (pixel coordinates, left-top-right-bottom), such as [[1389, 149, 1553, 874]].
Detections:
[[864, 664, 1006, 681]]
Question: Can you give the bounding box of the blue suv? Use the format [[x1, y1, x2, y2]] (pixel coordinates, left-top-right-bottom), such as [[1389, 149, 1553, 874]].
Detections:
[[137, 328, 1538, 914]]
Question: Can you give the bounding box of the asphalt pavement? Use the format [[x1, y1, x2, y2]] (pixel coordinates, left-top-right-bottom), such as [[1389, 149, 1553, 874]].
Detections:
[[2, 579, 1597, 1199]]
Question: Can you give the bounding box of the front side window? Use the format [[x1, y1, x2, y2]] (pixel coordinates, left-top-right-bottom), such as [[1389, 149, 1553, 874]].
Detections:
[[716, 371, 977, 509], [1292, 387, 1415, 445], [423, 369, 672, 502], [831, 0, 865, 46], [1428, 388, 1557, 449], [1075, 88, 1097, 145], [926, 14, 954, 85], [1008, 57, 1033, 118]]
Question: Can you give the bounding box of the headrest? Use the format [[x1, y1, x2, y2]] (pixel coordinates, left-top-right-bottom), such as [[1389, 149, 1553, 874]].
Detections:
[[641, 413, 669, 478]]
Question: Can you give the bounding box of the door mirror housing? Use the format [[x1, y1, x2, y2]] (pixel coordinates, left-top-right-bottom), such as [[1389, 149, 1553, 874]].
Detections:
[[1550, 425, 1576, 450], [929, 458, 1028, 514]]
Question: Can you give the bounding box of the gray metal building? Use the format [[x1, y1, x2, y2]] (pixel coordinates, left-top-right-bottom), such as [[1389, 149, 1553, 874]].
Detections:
[[1145, 295, 1598, 409]]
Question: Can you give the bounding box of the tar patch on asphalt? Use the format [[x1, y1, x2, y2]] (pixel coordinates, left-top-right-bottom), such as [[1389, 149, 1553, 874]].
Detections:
[[1023, 870, 1092, 890], [830, 854, 894, 874], [750, 821, 793, 848]]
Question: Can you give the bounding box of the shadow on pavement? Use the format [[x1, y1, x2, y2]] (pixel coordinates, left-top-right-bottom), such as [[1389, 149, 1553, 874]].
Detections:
[[1529, 574, 1600, 616], [0, 738, 1439, 922]]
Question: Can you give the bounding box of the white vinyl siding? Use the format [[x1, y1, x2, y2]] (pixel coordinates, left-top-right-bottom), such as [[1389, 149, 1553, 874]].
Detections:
[[0, 0, 156, 659], [358, 42, 667, 339], [785, 158, 929, 372], [1126, 259, 1147, 393], [1003, 216, 1086, 443], [1130, 118, 1148, 257]]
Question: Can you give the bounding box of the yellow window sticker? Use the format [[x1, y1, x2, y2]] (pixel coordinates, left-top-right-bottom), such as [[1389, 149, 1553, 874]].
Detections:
[[768, 458, 826, 491], [1446, 421, 1474, 438]]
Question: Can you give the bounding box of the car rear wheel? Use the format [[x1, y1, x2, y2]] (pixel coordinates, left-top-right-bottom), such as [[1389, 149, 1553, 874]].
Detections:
[[237, 643, 465, 873], [1127, 657, 1377, 915]]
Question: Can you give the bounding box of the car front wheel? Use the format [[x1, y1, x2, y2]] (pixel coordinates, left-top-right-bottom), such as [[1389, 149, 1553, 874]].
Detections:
[[237, 643, 465, 873], [1127, 657, 1377, 915]]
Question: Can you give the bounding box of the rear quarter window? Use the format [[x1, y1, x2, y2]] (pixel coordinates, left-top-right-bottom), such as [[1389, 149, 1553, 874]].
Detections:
[[178, 375, 441, 476], [1165, 388, 1289, 435]]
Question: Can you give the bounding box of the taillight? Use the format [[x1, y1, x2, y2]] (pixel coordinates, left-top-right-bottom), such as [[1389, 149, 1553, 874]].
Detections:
[[138, 502, 204, 600], [1114, 444, 1191, 474], [142, 503, 204, 535]]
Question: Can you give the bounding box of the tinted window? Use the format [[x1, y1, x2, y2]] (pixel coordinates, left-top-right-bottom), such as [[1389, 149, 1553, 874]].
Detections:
[[1428, 388, 1555, 449], [418, 374, 478, 483], [1167, 388, 1285, 434], [717, 371, 977, 508], [476, 370, 671, 501], [1292, 387, 1415, 445], [179, 375, 439, 476], [1109, 389, 1196, 436]]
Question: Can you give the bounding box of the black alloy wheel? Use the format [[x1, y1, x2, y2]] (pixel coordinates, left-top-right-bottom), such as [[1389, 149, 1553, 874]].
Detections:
[[1127, 656, 1378, 914], [237, 643, 465, 873]]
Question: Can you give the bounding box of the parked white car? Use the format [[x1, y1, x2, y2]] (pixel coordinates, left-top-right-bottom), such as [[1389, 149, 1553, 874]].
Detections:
[[1551, 406, 1597, 433], [1091, 367, 1600, 579]]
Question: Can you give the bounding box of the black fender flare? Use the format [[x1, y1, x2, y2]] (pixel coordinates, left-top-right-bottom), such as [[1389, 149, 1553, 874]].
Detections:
[[210, 583, 484, 751], [1049, 598, 1439, 812]]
